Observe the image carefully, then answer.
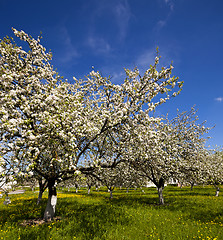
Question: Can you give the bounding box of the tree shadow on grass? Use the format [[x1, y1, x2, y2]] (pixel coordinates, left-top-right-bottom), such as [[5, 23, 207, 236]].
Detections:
[[83, 188, 223, 226], [0, 194, 133, 240], [1, 188, 223, 239], [165, 186, 217, 197], [50, 197, 132, 239], [165, 193, 223, 224], [0, 197, 47, 224]]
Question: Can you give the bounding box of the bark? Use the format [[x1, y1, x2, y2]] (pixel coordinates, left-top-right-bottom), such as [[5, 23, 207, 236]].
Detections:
[[75, 184, 79, 193], [44, 181, 57, 221], [110, 190, 113, 199], [37, 178, 48, 205], [87, 187, 91, 194], [157, 177, 165, 205], [215, 187, 220, 197], [158, 187, 164, 205], [3, 193, 11, 205], [190, 182, 194, 191], [37, 190, 43, 205]]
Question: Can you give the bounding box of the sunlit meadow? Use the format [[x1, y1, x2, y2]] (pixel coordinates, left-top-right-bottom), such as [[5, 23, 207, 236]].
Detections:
[[0, 186, 222, 239]]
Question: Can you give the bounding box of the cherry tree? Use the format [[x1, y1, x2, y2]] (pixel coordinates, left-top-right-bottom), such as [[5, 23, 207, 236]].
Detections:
[[114, 162, 145, 193], [0, 29, 182, 219], [170, 108, 212, 190], [127, 118, 176, 204], [87, 162, 140, 198], [58, 172, 85, 193], [127, 107, 211, 204], [201, 149, 223, 196]]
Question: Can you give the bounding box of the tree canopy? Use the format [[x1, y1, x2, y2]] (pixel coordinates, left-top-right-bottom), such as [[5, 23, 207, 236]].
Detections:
[[1, 28, 219, 219]]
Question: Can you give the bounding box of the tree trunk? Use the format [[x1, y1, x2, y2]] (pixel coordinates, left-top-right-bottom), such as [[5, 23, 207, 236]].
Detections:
[[44, 181, 57, 221], [110, 189, 113, 199], [75, 184, 79, 193], [88, 187, 91, 194], [37, 190, 43, 205], [215, 187, 220, 197], [37, 178, 47, 205], [190, 182, 194, 191], [157, 177, 165, 205], [158, 187, 164, 205], [3, 193, 11, 205]]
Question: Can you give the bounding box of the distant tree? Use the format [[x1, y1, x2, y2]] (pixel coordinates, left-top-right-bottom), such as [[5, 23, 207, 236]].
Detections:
[[128, 108, 211, 204], [202, 149, 223, 196]]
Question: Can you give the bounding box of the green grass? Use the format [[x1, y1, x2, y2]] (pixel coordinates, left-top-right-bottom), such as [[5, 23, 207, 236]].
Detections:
[[0, 186, 222, 239]]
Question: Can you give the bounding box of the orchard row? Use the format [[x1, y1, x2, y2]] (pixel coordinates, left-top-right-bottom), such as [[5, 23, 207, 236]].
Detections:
[[0, 29, 222, 220]]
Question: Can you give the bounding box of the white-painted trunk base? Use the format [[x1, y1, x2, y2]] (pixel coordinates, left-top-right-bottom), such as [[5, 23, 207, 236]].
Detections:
[[110, 190, 113, 199], [158, 187, 164, 205], [44, 195, 57, 221], [3, 196, 11, 205]]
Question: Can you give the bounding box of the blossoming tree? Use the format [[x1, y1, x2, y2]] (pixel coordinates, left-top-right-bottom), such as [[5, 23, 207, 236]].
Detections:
[[0, 29, 182, 219], [127, 107, 211, 204], [201, 149, 223, 196]]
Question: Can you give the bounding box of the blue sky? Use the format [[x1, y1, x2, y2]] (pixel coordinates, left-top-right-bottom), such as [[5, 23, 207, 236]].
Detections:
[[0, 0, 222, 147]]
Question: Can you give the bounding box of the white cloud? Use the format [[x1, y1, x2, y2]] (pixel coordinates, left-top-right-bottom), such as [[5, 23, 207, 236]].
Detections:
[[156, 0, 174, 30], [110, 71, 126, 83], [136, 45, 180, 72], [157, 20, 167, 28], [113, 0, 132, 41], [87, 36, 111, 54], [164, 0, 174, 11], [215, 97, 223, 102], [57, 27, 79, 63], [136, 50, 156, 69], [82, 1, 131, 53], [86, 0, 132, 43]]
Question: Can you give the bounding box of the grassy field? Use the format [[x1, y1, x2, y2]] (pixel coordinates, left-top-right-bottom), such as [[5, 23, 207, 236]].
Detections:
[[0, 186, 222, 240]]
